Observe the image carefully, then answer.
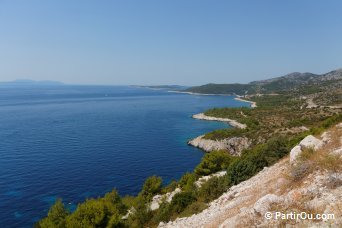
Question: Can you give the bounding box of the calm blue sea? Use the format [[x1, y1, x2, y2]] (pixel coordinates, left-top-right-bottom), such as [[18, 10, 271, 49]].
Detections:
[[0, 85, 249, 227]]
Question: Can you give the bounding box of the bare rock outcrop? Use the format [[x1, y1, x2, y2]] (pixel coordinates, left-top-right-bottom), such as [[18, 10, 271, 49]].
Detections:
[[290, 135, 324, 165], [188, 135, 251, 156], [289, 145, 302, 165], [253, 194, 283, 215], [150, 188, 181, 211], [192, 113, 247, 129], [299, 135, 324, 150]]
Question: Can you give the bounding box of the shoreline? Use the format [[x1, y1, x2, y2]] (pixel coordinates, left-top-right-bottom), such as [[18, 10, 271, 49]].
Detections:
[[185, 93, 256, 153], [168, 90, 257, 108], [189, 113, 249, 154], [168, 90, 233, 96], [234, 96, 257, 108], [192, 113, 247, 129]]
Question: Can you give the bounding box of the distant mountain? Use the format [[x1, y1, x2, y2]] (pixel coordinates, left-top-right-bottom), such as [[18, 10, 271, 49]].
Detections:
[[320, 68, 342, 80], [0, 79, 64, 86], [184, 68, 342, 95], [251, 72, 319, 84]]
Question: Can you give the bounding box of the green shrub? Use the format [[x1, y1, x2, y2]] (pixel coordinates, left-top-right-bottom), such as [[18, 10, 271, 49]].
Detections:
[[204, 128, 247, 140], [121, 195, 137, 209], [139, 176, 163, 202], [36, 199, 68, 228], [161, 180, 178, 194], [153, 201, 172, 223], [65, 190, 125, 227], [178, 201, 207, 218], [198, 176, 229, 202], [103, 190, 127, 214], [170, 192, 196, 214], [179, 172, 197, 192], [65, 199, 109, 227], [128, 196, 152, 228], [227, 137, 290, 185], [195, 151, 234, 176]]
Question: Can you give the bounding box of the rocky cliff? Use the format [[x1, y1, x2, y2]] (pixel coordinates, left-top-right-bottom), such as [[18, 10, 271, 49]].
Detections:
[[188, 135, 251, 156]]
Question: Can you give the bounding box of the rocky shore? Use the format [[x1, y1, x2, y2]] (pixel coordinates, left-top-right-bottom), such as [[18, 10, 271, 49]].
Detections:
[[192, 113, 247, 129], [188, 96, 257, 154], [189, 113, 249, 154], [188, 135, 251, 155]]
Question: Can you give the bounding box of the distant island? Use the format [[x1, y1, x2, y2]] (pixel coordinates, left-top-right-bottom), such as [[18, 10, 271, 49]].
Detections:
[[0, 79, 64, 87]]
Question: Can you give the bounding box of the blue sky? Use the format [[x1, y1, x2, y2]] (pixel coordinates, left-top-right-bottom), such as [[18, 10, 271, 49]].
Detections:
[[0, 0, 341, 85]]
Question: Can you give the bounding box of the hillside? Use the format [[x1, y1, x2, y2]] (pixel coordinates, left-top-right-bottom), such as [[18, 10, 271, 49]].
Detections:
[[160, 124, 342, 227], [185, 69, 342, 102]]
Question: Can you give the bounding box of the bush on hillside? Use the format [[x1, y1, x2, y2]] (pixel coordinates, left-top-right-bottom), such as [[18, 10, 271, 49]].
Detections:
[[170, 192, 196, 214], [179, 172, 197, 192], [66, 190, 125, 228], [36, 199, 69, 228], [139, 176, 163, 202], [227, 137, 289, 185], [195, 150, 234, 176], [198, 176, 229, 203]]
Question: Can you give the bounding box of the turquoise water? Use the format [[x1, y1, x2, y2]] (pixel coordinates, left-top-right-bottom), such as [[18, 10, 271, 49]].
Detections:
[[0, 85, 249, 227]]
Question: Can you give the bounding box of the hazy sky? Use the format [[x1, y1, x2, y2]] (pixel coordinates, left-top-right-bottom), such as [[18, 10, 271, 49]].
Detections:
[[0, 0, 341, 85]]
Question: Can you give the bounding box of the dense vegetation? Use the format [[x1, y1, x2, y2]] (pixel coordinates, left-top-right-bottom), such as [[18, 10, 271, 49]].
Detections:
[[38, 69, 342, 227], [185, 83, 255, 95], [204, 95, 341, 143]]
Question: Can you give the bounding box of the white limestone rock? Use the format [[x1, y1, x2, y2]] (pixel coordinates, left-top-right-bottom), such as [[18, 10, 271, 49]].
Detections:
[[332, 147, 342, 156], [299, 135, 323, 150], [253, 194, 282, 215], [192, 113, 247, 129], [188, 135, 251, 155], [195, 171, 227, 188], [150, 188, 181, 211], [290, 135, 323, 165], [321, 131, 331, 144], [150, 195, 164, 211], [290, 145, 302, 165]]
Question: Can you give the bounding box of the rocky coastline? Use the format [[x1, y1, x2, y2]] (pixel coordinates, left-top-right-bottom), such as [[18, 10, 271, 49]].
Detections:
[[189, 112, 250, 154], [192, 113, 247, 129], [188, 135, 251, 155]]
